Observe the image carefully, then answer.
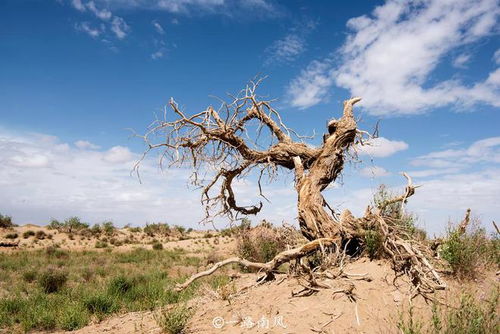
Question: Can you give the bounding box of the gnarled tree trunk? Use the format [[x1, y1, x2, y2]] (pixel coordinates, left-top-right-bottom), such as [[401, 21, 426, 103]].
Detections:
[[138, 81, 446, 295], [295, 98, 360, 241]]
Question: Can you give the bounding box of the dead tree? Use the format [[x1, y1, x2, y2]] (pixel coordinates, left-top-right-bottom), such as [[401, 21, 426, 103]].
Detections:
[[137, 79, 446, 295]]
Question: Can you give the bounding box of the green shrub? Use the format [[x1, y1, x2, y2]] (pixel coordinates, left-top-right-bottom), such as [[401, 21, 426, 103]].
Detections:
[[48, 217, 89, 233], [45, 246, 68, 258], [155, 304, 193, 334], [35, 230, 46, 240], [128, 226, 142, 233], [5, 232, 18, 239], [144, 223, 171, 236], [365, 230, 383, 259], [48, 219, 63, 230], [0, 213, 14, 228], [440, 221, 495, 279], [108, 275, 135, 296], [58, 303, 89, 330], [38, 270, 68, 293], [95, 240, 108, 248], [443, 289, 498, 334], [153, 242, 164, 250], [22, 270, 38, 282], [236, 224, 286, 263], [398, 288, 499, 334], [102, 221, 115, 235], [174, 225, 186, 235], [83, 293, 117, 317], [23, 230, 36, 238], [373, 185, 421, 238]]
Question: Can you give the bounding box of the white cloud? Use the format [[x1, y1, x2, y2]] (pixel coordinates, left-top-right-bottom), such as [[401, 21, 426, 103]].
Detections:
[[0, 129, 299, 228], [265, 21, 316, 66], [111, 16, 129, 39], [75, 140, 100, 150], [359, 166, 390, 178], [407, 169, 500, 234], [69, 1, 130, 40], [71, 0, 86, 11], [287, 0, 500, 114], [452, 53, 471, 68], [356, 137, 409, 158], [9, 154, 51, 168], [151, 49, 165, 60], [407, 168, 461, 178], [92, 0, 278, 16], [265, 34, 305, 65], [87, 1, 112, 20], [287, 60, 334, 109], [152, 20, 165, 34], [75, 22, 104, 38], [494, 49, 500, 64], [103, 146, 133, 163], [412, 136, 500, 168]]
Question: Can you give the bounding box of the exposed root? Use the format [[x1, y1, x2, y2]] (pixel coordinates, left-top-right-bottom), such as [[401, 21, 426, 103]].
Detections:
[[139, 82, 447, 300], [175, 238, 338, 291], [176, 173, 446, 299]]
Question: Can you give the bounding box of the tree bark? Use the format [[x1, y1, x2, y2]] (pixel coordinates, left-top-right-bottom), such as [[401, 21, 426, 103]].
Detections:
[[296, 98, 361, 240]]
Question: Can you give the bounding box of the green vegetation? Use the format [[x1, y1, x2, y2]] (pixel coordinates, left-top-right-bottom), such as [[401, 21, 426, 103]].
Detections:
[[0, 247, 226, 332], [35, 230, 46, 240], [48, 216, 89, 233], [144, 223, 171, 237], [22, 230, 35, 239], [154, 304, 194, 334], [236, 221, 287, 263], [102, 221, 116, 236], [5, 232, 18, 239], [364, 230, 383, 259], [440, 221, 499, 279], [398, 288, 499, 334], [373, 184, 426, 239], [0, 213, 15, 228], [95, 240, 108, 248], [38, 269, 68, 293], [152, 241, 164, 250]]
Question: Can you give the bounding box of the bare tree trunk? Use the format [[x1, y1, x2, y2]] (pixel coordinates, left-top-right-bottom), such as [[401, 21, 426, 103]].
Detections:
[[295, 98, 360, 240]]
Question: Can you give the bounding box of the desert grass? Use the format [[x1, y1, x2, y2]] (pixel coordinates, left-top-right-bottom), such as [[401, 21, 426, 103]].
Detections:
[[0, 247, 228, 332]]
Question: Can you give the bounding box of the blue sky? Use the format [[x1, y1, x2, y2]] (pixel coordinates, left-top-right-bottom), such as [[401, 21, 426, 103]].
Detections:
[[1, 0, 499, 235]]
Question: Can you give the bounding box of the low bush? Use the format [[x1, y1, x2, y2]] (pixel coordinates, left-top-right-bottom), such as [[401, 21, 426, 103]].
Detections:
[[107, 275, 135, 296], [48, 217, 89, 233], [22, 270, 38, 283], [144, 223, 171, 237], [38, 270, 68, 293], [35, 230, 46, 240], [95, 240, 108, 248], [364, 230, 383, 259], [152, 242, 164, 250], [155, 304, 193, 334], [102, 221, 115, 236], [440, 220, 497, 279], [236, 223, 287, 263], [398, 288, 498, 334], [0, 213, 15, 228], [83, 293, 117, 318], [5, 232, 18, 239], [23, 230, 36, 239]]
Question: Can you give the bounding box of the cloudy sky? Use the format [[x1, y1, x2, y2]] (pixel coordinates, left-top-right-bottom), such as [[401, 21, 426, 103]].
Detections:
[[1, 0, 499, 235]]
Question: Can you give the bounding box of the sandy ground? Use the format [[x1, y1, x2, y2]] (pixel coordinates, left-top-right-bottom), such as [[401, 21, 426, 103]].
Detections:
[[39, 260, 499, 334], [0, 224, 235, 256], [2, 225, 498, 334]]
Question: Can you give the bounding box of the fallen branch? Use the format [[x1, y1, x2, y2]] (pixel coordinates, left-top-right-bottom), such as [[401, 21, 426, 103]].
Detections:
[[175, 238, 338, 291]]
